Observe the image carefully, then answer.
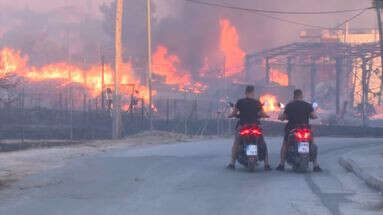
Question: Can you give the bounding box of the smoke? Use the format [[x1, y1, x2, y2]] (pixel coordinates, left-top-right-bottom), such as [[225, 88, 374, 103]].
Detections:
[[152, 0, 375, 76], [0, 0, 376, 75], [0, 2, 106, 67]]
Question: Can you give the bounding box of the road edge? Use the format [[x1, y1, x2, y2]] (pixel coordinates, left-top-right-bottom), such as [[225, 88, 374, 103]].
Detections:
[[339, 157, 383, 193]]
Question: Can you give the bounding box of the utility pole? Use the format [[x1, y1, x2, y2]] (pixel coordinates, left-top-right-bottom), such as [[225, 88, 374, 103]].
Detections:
[[361, 56, 368, 127], [374, 0, 383, 104], [101, 55, 105, 111], [113, 0, 123, 139], [147, 0, 153, 130], [66, 28, 73, 141]]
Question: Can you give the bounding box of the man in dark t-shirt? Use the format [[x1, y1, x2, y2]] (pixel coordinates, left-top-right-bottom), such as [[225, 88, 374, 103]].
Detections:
[[236, 97, 263, 126], [226, 85, 271, 170], [276, 89, 321, 172]]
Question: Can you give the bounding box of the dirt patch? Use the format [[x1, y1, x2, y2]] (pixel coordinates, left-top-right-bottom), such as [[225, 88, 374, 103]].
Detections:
[[0, 131, 210, 189], [0, 140, 82, 153]]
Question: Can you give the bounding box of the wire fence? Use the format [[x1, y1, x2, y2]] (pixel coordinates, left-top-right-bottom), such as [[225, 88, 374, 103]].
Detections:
[[0, 90, 237, 142]]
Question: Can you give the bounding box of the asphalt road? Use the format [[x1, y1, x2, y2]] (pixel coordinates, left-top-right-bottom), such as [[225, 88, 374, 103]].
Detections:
[[0, 137, 382, 215]]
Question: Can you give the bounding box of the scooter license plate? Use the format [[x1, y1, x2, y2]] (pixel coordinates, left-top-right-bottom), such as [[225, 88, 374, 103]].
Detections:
[[246, 145, 257, 156], [298, 142, 309, 154]]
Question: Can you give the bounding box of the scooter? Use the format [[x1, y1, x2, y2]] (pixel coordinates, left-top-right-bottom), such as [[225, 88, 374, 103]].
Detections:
[[236, 124, 267, 172]]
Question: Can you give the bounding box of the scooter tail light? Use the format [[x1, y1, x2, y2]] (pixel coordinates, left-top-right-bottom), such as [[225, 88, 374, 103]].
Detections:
[[240, 129, 251, 136], [251, 127, 262, 136], [240, 126, 262, 137], [295, 129, 311, 141]]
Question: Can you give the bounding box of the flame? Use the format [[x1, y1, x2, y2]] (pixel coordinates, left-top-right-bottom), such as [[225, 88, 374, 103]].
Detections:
[[260, 94, 280, 112], [0, 47, 152, 102], [152, 45, 191, 89], [270, 69, 289, 86], [179, 81, 208, 94], [219, 18, 245, 77]]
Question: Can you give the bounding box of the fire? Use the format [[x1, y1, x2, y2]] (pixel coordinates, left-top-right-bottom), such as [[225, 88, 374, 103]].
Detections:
[[0, 47, 151, 101], [180, 81, 208, 94], [270, 69, 289, 86], [260, 94, 280, 112], [152, 45, 191, 89], [0, 48, 28, 75], [219, 18, 245, 77]]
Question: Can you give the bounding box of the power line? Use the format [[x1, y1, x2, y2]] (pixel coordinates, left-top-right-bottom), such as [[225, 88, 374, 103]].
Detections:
[[185, 0, 373, 15], [186, 0, 369, 30], [334, 9, 368, 29], [253, 12, 330, 29]]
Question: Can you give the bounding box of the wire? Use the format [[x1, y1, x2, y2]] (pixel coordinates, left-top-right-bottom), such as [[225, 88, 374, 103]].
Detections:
[[185, 0, 373, 15], [333, 9, 368, 29], [253, 12, 330, 29], [185, 0, 370, 29]]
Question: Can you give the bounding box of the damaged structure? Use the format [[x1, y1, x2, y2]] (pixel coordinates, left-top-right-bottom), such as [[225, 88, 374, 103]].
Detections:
[[244, 28, 381, 125]]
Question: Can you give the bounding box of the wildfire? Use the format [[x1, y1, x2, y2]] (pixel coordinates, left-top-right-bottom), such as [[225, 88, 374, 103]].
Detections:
[[152, 45, 191, 89], [180, 81, 208, 94], [270, 69, 289, 86], [260, 94, 280, 112], [0, 47, 151, 101], [219, 18, 245, 77]]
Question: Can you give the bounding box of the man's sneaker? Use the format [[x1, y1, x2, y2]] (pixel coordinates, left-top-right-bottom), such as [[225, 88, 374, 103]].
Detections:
[[313, 166, 322, 172], [226, 163, 235, 170], [264, 165, 272, 171], [276, 164, 285, 171]]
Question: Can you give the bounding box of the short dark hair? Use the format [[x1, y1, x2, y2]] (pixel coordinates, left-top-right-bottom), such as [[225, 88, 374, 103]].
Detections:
[[293, 89, 303, 98], [245, 85, 255, 94]]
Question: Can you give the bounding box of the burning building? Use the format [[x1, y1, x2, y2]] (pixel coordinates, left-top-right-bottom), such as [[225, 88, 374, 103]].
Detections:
[[300, 28, 382, 107]]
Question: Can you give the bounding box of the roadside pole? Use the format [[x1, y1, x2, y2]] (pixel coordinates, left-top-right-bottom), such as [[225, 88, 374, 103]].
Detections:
[[113, 0, 123, 139], [147, 0, 153, 131], [374, 0, 383, 104]]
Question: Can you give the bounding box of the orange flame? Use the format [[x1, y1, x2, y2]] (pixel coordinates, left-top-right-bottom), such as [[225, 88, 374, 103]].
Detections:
[[270, 69, 289, 86], [219, 18, 245, 77], [152, 45, 191, 89], [0, 48, 152, 102], [260, 94, 280, 112]]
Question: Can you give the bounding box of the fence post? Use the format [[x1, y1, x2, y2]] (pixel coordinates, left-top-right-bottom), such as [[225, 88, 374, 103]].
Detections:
[[166, 98, 169, 124], [141, 98, 145, 129]]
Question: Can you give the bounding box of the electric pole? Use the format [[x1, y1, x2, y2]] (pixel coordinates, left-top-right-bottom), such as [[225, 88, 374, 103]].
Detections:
[[113, 0, 123, 139], [374, 0, 383, 104], [147, 0, 153, 130]]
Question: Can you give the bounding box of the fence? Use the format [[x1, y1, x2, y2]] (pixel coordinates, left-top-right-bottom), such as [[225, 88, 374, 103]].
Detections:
[[2, 89, 383, 142], [0, 89, 235, 141]]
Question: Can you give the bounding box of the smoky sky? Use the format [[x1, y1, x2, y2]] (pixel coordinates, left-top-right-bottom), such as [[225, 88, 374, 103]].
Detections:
[[0, 0, 376, 73]]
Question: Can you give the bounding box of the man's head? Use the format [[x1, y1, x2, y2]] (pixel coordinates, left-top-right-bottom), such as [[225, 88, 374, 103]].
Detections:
[[245, 85, 255, 98], [293, 89, 303, 100]]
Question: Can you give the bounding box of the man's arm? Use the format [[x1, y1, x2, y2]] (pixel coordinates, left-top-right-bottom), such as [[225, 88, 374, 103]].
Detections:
[[279, 103, 288, 121], [278, 112, 287, 121], [310, 111, 318, 119], [228, 106, 239, 118], [309, 103, 318, 119]]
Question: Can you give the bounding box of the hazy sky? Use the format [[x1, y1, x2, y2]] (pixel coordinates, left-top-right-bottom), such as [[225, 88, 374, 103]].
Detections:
[[1, 0, 112, 17], [1, 0, 173, 19], [0, 0, 377, 69]]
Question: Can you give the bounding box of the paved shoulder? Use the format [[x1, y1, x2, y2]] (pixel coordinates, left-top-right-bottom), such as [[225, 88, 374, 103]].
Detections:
[[339, 145, 383, 193]]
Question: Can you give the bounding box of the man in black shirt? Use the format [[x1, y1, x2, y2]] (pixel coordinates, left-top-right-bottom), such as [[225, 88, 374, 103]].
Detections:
[[226, 85, 271, 170], [277, 89, 322, 172]]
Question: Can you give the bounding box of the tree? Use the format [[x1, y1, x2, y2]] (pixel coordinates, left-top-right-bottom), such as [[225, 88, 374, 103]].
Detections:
[[373, 0, 383, 104]]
